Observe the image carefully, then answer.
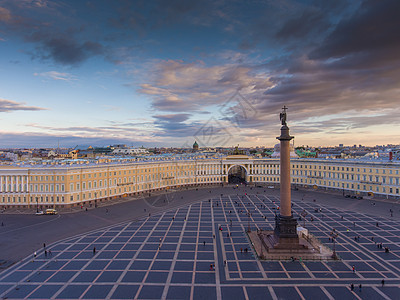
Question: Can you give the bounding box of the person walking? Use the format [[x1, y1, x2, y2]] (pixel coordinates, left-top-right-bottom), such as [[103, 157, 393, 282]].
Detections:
[[359, 284, 362, 292], [352, 265, 355, 273], [381, 279, 385, 287], [350, 283, 354, 291], [93, 247, 96, 255]]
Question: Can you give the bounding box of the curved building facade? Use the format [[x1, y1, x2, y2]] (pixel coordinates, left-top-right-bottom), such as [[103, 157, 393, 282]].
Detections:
[[0, 155, 399, 209]]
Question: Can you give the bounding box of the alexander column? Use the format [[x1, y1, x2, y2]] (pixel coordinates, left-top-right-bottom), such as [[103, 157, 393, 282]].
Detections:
[[274, 106, 299, 245]]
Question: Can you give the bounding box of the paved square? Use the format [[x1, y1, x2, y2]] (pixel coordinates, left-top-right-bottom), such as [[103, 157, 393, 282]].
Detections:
[[1, 193, 400, 299]]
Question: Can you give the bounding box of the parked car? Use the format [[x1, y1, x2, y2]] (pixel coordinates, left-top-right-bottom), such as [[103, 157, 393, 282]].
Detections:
[[45, 209, 58, 215]]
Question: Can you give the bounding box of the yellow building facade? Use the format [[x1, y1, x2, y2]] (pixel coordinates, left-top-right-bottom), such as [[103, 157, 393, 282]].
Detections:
[[0, 156, 399, 209]]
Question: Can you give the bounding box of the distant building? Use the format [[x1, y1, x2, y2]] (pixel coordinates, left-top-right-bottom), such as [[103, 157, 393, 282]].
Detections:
[[193, 141, 199, 152], [112, 148, 149, 155], [271, 143, 298, 158]]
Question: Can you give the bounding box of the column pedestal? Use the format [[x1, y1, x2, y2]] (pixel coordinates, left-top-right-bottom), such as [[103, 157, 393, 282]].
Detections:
[[273, 214, 300, 248]]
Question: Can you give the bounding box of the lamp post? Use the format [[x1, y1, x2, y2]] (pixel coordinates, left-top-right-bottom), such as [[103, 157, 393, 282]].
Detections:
[[301, 209, 308, 228], [259, 231, 264, 259], [330, 230, 339, 259], [247, 210, 251, 233], [36, 197, 39, 213]]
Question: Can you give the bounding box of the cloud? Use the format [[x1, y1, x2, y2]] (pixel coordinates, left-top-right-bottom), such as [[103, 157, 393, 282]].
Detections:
[[309, 0, 400, 63], [0, 131, 158, 148], [153, 113, 191, 123], [33, 71, 76, 81], [231, 0, 400, 134], [0, 6, 12, 23], [30, 35, 104, 65], [24, 121, 158, 143], [139, 59, 273, 113], [0, 98, 46, 112], [153, 113, 201, 137], [275, 8, 328, 42], [108, 0, 221, 32], [0, 1, 104, 65]]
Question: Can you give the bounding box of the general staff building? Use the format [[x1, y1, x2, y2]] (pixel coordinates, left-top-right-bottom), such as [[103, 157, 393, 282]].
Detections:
[[0, 154, 399, 209]]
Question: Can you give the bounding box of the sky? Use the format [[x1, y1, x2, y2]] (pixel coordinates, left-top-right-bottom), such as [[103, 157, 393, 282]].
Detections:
[[1, 0, 400, 149]]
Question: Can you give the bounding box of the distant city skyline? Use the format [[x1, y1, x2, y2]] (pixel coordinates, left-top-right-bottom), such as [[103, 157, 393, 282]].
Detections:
[[1, 0, 400, 148]]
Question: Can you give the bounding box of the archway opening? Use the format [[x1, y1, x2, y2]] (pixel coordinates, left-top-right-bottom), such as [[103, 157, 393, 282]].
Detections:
[[228, 165, 247, 184]]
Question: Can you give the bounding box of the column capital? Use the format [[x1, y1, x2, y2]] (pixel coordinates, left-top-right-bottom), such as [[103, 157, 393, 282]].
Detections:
[[276, 125, 293, 141]]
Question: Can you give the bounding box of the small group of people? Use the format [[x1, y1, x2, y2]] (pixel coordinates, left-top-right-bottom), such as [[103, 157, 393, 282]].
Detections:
[[350, 279, 385, 292], [33, 242, 52, 259], [350, 283, 362, 292], [376, 242, 390, 252]]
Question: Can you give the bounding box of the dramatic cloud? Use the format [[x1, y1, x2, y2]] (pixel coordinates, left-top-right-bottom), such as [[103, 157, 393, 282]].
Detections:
[[0, 98, 46, 112], [231, 0, 400, 135], [1, 0, 400, 147], [309, 0, 400, 62], [139, 60, 273, 112]]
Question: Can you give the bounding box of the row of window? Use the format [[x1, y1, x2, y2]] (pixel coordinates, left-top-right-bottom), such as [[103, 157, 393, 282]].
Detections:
[[293, 164, 399, 174]]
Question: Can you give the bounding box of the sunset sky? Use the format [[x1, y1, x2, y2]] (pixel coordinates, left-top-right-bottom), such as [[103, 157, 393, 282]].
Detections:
[[0, 0, 399, 148]]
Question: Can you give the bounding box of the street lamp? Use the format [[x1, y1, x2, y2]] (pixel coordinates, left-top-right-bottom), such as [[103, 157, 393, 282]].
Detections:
[[301, 209, 308, 228], [330, 229, 339, 259], [258, 231, 264, 259], [247, 210, 251, 233]]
